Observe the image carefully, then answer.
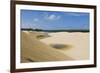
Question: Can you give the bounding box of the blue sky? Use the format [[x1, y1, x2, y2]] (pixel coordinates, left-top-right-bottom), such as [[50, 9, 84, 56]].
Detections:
[[21, 10, 89, 30]]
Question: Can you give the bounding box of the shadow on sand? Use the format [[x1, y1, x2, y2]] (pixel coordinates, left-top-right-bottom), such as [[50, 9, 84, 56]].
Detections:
[[50, 44, 72, 50]]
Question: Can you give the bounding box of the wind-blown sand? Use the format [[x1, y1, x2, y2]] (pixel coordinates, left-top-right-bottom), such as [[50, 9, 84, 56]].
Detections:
[[40, 32, 89, 60], [21, 31, 89, 63], [21, 31, 73, 63]]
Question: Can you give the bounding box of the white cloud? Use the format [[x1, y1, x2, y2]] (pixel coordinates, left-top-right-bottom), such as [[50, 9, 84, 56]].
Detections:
[[44, 13, 61, 21], [33, 18, 39, 22], [48, 15, 55, 20]]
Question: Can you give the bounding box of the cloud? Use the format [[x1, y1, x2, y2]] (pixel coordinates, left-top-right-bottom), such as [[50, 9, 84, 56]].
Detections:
[[33, 18, 39, 22], [44, 13, 60, 21], [48, 14, 60, 20]]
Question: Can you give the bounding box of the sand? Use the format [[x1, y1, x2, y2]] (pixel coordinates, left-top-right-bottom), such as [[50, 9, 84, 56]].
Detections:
[[21, 31, 73, 63], [21, 31, 89, 63], [40, 32, 89, 60]]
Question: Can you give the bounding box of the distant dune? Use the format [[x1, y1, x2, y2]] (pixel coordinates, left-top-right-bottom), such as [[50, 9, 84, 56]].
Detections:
[[21, 31, 73, 63]]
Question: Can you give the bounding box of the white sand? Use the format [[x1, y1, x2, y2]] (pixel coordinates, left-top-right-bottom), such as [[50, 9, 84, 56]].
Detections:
[[21, 31, 73, 63], [40, 32, 89, 60]]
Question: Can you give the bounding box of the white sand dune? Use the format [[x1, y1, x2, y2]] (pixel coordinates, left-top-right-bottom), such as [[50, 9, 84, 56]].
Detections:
[[21, 31, 73, 63], [40, 32, 89, 60]]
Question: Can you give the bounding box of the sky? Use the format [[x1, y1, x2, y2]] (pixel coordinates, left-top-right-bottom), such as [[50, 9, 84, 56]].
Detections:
[[21, 9, 89, 30]]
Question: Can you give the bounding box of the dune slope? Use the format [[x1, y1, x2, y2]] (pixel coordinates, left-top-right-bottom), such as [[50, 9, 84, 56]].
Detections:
[[21, 31, 73, 63]]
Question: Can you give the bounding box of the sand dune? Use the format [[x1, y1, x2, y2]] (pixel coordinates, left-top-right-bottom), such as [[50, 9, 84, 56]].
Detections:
[[21, 31, 73, 63], [21, 31, 89, 63], [40, 32, 89, 60]]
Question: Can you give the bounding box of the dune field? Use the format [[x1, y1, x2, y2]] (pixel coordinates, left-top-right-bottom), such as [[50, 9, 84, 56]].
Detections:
[[21, 31, 89, 63]]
